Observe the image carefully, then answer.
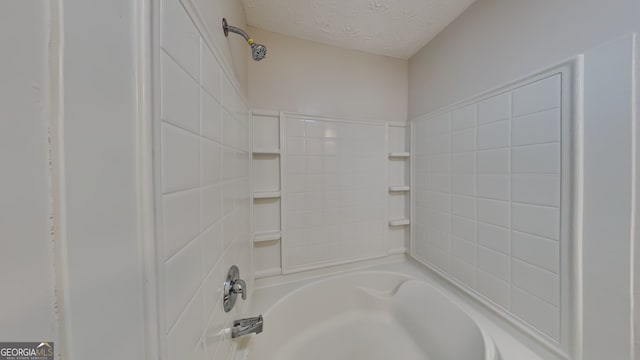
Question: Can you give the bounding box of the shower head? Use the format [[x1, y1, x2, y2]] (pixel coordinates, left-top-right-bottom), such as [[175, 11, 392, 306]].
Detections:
[[222, 18, 267, 61]]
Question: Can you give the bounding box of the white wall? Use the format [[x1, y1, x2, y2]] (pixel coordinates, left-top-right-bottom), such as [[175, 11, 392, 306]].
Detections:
[[248, 27, 408, 122], [408, 0, 640, 118], [57, 0, 146, 358], [156, 0, 253, 359], [0, 0, 57, 344]]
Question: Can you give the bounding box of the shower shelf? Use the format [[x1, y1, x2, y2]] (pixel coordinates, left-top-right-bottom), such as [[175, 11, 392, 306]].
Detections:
[[388, 152, 410, 158], [254, 231, 281, 243], [254, 191, 281, 199], [253, 149, 280, 155], [389, 185, 411, 192], [389, 218, 410, 227]]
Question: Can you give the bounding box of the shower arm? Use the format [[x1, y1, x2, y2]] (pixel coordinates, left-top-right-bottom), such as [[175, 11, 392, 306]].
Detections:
[[223, 19, 254, 45]]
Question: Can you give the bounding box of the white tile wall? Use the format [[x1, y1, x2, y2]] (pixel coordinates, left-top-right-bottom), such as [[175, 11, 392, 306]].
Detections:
[[282, 116, 388, 272], [157, 1, 252, 359], [413, 74, 564, 341]]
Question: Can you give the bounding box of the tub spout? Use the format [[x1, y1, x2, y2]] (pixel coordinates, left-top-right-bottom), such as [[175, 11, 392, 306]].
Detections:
[[232, 315, 264, 339]]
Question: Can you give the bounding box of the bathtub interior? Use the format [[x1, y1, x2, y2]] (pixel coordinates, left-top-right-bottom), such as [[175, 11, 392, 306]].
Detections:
[[235, 271, 498, 360]]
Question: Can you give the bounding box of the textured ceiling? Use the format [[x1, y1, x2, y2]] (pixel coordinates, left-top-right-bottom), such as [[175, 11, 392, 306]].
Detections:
[[242, 0, 476, 59]]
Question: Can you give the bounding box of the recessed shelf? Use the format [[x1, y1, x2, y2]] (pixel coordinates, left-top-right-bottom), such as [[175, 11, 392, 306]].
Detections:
[[389, 218, 410, 226], [389, 152, 410, 158], [253, 149, 281, 155], [389, 185, 411, 192], [255, 267, 282, 278], [254, 191, 281, 199], [254, 231, 281, 243]]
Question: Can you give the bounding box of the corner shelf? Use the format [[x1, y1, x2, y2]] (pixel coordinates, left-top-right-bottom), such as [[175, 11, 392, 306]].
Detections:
[[389, 152, 410, 159], [253, 149, 281, 156], [254, 191, 281, 199], [389, 185, 410, 192], [254, 231, 281, 243], [389, 218, 410, 227]]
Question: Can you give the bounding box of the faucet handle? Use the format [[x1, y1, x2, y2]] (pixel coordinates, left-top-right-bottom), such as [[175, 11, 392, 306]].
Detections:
[[223, 265, 247, 312], [232, 279, 247, 300]]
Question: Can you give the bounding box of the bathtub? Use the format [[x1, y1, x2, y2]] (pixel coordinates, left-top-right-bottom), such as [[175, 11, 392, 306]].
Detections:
[[235, 271, 501, 360]]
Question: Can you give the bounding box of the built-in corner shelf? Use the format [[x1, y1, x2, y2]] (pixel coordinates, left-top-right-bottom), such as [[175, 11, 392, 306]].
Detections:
[[389, 185, 411, 192], [389, 152, 410, 159], [253, 149, 281, 156], [389, 218, 410, 227], [254, 231, 281, 243], [254, 191, 281, 199]]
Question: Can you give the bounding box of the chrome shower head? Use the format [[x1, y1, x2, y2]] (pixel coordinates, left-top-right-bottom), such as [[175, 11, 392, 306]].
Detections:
[[222, 18, 267, 62], [251, 43, 267, 61]]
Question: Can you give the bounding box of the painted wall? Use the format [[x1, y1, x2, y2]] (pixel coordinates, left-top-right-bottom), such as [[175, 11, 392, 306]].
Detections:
[[58, 0, 146, 358], [156, 0, 253, 359], [0, 0, 57, 345], [248, 27, 408, 122], [408, 0, 640, 118]]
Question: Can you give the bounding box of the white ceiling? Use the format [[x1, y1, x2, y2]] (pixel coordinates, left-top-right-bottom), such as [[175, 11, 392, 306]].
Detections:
[[242, 0, 476, 59]]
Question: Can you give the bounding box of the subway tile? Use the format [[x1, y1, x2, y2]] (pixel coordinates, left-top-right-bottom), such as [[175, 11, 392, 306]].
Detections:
[[161, 0, 200, 79], [452, 215, 476, 242], [512, 109, 561, 146], [431, 228, 451, 252], [477, 270, 510, 309], [452, 152, 475, 174], [201, 184, 222, 230], [512, 230, 559, 273], [477, 148, 509, 174], [166, 288, 204, 360], [200, 43, 221, 101], [478, 93, 510, 125], [451, 195, 476, 219], [222, 148, 235, 180], [511, 259, 560, 306], [201, 221, 222, 275], [477, 198, 510, 228], [477, 120, 510, 150], [431, 174, 450, 193], [306, 120, 324, 138], [204, 296, 224, 359], [164, 238, 202, 330], [452, 174, 475, 196], [477, 174, 509, 201], [162, 123, 200, 193], [286, 118, 305, 137], [201, 140, 221, 186], [431, 245, 450, 272], [451, 257, 476, 288], [161, 53, 199, 133], [222, 212, 236, 249], [512, 175, 560, 207], [220, 75, 234, 112], [287, 137, 305, 155], [163, 189, 200, 259], [478, 246, 510, 281], [431, 191, 450, 213], [222, 180, 235, 216], [512, 143, 560, 174], [203, 259, 223, 318], [512, 75, 561, 117], [305, 138, 324, 155], [512, 203, 560, 240], [431, 211, 450, 233], [222, 109, 235, 148], [511, 286, 560, 340], [430, 154, 450, 173], [287, 192, 307, 211], [287, 156, 306, 173], [478, 222, 510, 254], [430, 133, 450, 154], [451, 104, 477, 131], [452, 236, 476, 265], [431, 114, 450, 135], [201, 90, 222, 141], [451, 128, 476, 153]]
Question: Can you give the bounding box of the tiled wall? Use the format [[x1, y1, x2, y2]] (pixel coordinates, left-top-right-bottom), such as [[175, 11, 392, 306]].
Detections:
[[157, 0, 252, 359], [413, 74, 565, 342], [281, 115, 388, 272]]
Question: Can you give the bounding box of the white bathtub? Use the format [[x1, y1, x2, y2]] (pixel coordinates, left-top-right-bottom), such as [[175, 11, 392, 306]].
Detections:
[[235, 271, 501, 360]]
